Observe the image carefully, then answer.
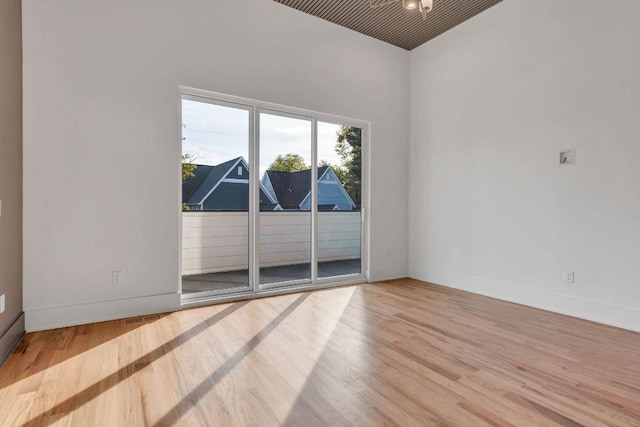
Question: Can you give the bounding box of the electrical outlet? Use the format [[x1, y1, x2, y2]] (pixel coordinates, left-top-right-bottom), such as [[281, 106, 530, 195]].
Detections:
[[560, 149, 576, 165], [564, 271, 575, 284], [0, 294, 5, 314], [112, 271, 123, 285]]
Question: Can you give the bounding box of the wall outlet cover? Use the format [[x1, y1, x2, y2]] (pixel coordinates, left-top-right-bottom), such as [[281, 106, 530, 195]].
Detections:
[[564, 271, 575, 284], [560, 149, 576, 165], [112, 271, 123, 285]]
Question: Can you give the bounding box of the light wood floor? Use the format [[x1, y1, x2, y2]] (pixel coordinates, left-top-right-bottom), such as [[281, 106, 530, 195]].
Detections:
[[2, 279, 640, 426]]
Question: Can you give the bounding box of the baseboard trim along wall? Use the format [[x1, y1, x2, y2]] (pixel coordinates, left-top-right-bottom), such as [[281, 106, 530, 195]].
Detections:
[[370, 263, 408, 283], [25, 293, 181, 332], [0, 313, 25, 366], [409, 267, 640, 333]]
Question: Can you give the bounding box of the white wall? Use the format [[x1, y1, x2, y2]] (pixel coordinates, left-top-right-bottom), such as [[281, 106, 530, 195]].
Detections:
[[23, 0, 409, 330], [409, 0, 640, 331], [0, 0, 23, 351], [183, 212, 361, 275]]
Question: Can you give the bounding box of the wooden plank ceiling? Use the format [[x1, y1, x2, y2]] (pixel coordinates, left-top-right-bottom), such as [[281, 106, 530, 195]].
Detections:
[[273, 0, 503, 50]]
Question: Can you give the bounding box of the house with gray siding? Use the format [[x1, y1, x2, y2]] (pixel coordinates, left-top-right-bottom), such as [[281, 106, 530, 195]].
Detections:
[[183, 158, 356, 212]]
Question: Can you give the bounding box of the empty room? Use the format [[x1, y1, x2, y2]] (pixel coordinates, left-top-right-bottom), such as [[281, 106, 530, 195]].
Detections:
[[1, 0, 640, 425]]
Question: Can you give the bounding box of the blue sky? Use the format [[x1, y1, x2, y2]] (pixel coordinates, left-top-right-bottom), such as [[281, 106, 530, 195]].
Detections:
[[182, 99, 344, 176]]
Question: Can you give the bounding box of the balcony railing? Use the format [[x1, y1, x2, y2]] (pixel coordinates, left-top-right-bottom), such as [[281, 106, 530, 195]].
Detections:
[[182, 211, 361, 276]]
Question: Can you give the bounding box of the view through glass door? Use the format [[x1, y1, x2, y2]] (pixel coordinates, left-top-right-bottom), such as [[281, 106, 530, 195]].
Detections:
[[181, 97, 253, 297], [180, 90, 368, 302], [317, 122, 363, 279], [259, 111, 313, 288]]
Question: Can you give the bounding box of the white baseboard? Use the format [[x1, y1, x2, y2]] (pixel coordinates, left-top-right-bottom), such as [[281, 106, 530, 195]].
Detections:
[[0, 313, 25, 366], [25, 293, 181, 332], [371, 263, 408, 283], [409, 266, 640, 333]]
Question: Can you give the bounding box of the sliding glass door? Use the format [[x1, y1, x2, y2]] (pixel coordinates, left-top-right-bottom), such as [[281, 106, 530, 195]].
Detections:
[[181, 96, 253, 297], [180, 89, 368, 303], [259, 111, 313, 288], [317, 122, 363, 279]]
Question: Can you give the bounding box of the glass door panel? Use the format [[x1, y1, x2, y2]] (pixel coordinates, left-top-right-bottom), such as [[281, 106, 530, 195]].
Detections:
[[259, 111, 312, 287], [317, 122, 362, 278], [181, 97, 252, 297]]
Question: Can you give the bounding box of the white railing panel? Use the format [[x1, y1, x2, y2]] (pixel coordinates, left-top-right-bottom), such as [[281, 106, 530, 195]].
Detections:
[[182, 211, 361, 275]]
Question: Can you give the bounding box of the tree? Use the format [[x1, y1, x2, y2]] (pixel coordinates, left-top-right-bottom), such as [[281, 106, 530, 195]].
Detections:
[[182, 152, 198, 183], [268, 153, 308, 172], [181, 124, 197, 184], [182, 152, 198, 211], [335, 126, 362, 208]]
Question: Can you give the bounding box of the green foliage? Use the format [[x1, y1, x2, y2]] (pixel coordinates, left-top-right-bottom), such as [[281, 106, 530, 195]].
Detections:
[[335, 126, 362, 208], [267, 126, 362, 208], [268, 153, 308, 172], [182, 152, 198, 183]]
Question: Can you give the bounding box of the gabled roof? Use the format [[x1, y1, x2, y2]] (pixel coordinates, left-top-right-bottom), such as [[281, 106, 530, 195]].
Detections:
[[184, 157, 242, 205], [264, 166, 330, 210], [183, 157, 280, 210], [299, 167, 357, 210], [182, 164, 213, 203]]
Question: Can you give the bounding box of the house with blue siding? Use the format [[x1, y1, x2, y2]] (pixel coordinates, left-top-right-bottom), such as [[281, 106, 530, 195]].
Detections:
[[182, 157, 280, 211], [262, 166, 356, 211], [183, 158, 356, 211]]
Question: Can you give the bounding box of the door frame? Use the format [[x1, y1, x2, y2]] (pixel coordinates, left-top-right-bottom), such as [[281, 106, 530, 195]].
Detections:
[[179, 86, 370, 308]]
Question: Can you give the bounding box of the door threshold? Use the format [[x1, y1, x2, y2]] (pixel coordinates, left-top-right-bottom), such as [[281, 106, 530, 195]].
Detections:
[[181, 275, 368, 309]]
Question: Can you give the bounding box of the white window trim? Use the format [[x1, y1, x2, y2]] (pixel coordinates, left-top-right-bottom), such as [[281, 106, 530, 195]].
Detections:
[[222, 178, 249, 184]]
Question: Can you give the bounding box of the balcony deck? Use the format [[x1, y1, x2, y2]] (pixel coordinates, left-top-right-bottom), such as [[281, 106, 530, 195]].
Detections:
[[182, 258, 361, 295]]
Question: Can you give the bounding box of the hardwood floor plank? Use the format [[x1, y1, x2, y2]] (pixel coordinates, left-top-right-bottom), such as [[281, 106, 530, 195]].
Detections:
[[1, 279, 640, 426]]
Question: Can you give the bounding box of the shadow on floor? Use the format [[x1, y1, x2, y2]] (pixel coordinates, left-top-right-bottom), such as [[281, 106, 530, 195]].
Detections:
[[17, 301, 251, 427], [0, 313, 169, 390], [151, 293, 310, 426]]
